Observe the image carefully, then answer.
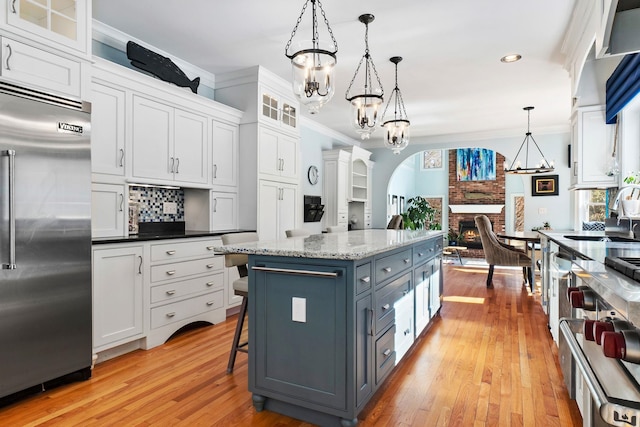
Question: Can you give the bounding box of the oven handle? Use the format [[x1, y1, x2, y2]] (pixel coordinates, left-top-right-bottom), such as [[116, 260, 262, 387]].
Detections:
[[559, 318, 639, 425], [559, 319, 607, 407]]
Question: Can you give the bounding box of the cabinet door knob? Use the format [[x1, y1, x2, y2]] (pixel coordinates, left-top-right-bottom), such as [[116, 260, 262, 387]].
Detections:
[[383, 267, 392, 273], [206, 246, 214, 251], [206, 301, 215, 306], [166, 290, 176, 296], [382, 303, 390, 311], [166, 270, 176, 276], [166, 250, 176, 255], [206, 264, 215, 269], [418, 252, 424, 257], [206, 281, 214, 287], [404, 328, 411, 336], [403, 258, 410, 264], [359, 276, 370, 283], [383, 349, 391, 357], [166, 312, 176, 318]]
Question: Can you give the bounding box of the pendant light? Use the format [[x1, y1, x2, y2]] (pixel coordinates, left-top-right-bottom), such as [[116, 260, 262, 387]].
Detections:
[[345, 14, 384, 140], [381, 57, 410, 154], [504, 106, 554, 174], [284, 0, 338, 114]]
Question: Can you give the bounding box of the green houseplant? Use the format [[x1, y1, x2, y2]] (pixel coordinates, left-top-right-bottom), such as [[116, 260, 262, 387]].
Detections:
[[401, 196, 440, 230]]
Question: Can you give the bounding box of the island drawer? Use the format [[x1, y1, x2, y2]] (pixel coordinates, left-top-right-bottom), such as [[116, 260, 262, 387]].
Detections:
[[151, 289, 224, 329], [375, 324, 396, 384], [150, 239, 220, 262], [375, 249, 412, 284], [150, 257, 224, 283], [374, 272, 411, 334], [355, 262, 372, 294], [413, 239, 437, 265], [151, 272, 224, 304]]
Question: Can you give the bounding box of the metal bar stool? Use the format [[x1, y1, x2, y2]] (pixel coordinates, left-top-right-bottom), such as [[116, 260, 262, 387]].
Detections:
[[221, 232, 259, 373]]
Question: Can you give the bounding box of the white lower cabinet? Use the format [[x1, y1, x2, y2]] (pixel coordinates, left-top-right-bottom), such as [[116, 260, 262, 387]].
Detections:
[[91, 183, 126, 238], [430, 256, 442, 317], [211, 191, 237, 231], [258, 179, 298, 241], [92, 245, 144, 352]]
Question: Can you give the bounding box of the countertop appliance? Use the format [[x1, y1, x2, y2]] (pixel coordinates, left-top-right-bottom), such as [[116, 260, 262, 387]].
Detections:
[[0, 82, 92, 401]]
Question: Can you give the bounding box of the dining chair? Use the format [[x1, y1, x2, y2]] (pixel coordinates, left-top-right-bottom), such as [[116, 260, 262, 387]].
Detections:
[[386, 215, 404, 229], [474, 215, 533, 288], [285, 228, 311, 238], [221, 231, 259, 373]]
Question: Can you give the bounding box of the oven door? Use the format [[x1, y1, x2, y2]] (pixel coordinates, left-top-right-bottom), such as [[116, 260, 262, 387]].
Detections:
[[560, 318, 640, 427]]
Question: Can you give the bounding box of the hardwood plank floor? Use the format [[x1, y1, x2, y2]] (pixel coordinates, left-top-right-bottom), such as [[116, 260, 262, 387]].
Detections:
[[0, 261, 582, 426]]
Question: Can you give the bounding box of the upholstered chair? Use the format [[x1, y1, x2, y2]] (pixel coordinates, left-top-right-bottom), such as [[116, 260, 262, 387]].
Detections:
[[285, 228, 311, 238], [474, 215, 533, 288], [221, 232, 259, 373], [386, 215, 404, 229]]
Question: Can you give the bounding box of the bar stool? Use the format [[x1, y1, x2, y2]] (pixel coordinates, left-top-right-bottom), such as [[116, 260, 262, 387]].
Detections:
[[285, 228, 311, 238], [221, 232, 259, 373]]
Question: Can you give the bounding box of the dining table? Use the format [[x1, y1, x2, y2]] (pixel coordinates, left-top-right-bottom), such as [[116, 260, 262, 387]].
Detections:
[[495, 230, 541, 292]]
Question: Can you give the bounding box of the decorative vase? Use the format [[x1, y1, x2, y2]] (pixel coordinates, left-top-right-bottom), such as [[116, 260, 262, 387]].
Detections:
[[621, 199, 640, 217]]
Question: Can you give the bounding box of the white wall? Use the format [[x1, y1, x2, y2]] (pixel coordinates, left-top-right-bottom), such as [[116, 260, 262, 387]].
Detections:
[[370, 131, 572, 231]]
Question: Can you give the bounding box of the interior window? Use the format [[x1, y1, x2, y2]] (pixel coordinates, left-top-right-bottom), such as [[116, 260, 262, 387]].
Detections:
[[585, 189, 606, 222]]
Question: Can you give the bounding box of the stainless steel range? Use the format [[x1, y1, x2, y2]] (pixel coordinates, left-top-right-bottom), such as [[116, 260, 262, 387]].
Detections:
[[561, 258, 640, 427]]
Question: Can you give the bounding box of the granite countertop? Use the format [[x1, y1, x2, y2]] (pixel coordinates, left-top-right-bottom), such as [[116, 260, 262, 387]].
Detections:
[[92, 229, 254, 245], [538, 229, 640, 263], [213, 229, 446, 260]]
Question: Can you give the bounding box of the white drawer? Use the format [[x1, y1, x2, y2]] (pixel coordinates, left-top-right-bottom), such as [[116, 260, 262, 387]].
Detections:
[[150, 257, 225, 283], [151, 290, 224, 329], [151, 272, 224, 304], [150, 239, 220, 262]]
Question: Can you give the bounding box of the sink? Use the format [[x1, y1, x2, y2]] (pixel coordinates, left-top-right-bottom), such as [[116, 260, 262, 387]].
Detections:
[[563, 235, 638, 243]]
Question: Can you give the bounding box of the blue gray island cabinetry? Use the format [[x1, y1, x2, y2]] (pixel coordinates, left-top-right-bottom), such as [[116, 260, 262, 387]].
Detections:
[[215, 229, 445, 426]]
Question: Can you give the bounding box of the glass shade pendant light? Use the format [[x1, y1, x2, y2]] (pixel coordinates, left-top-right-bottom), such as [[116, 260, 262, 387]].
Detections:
[[345, 14, 384, 140], [284, 0, 338, 114], [381, 56, 410, 154], [504, 106, 555, 174]]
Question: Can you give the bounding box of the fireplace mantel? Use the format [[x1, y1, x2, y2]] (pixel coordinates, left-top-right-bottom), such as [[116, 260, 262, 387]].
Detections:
[[449, 204, 504, 214]]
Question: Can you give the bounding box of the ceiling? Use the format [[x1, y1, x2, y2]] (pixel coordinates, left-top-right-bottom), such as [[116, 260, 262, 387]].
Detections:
[[92, 0, 577, 147]]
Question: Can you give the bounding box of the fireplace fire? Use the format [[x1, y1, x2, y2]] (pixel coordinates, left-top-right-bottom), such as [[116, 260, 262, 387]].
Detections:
[[459, 220, 483, 249]]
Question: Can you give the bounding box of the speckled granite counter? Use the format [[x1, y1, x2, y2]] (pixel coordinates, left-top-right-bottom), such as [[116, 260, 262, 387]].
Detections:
[[213, 229, 445, 260]]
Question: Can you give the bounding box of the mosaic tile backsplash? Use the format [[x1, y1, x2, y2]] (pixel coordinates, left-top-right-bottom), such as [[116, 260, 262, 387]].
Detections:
[[129, 186, 185, 223]]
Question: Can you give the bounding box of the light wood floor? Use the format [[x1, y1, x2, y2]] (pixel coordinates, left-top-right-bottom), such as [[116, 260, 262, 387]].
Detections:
[[0, 262, 582, 426]]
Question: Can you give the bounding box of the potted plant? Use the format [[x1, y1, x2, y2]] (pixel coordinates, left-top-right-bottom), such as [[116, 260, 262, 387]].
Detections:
[[447, 227, 459, 245], [621, 171, 640, 216], [400, 196, 438, 230]]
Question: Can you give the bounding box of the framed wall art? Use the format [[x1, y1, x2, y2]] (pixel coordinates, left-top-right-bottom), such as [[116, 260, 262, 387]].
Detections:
[[456, 148, 496, 181], [422, 149, 443, 169], [531, 174, 559, 196]]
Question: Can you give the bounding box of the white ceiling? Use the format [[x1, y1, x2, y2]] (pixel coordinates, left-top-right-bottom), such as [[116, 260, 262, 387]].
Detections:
[[92, 0, 577, 147]]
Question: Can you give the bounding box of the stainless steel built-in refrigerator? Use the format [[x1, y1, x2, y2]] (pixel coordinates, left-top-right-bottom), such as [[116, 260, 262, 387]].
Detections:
[[0, 82, 92, 399]]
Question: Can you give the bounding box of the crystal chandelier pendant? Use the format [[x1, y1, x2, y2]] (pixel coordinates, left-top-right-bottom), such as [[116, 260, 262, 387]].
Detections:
[[381, 56, 410, 154], [285, 0, 338, 114], [345, 14, 384, 139]]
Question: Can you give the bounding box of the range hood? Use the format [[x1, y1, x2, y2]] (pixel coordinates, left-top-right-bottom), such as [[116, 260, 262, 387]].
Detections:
[[600, 0, 640, 57]]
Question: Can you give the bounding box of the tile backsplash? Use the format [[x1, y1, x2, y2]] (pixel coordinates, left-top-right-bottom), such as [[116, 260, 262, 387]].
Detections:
[[129, 186, 185, 222]]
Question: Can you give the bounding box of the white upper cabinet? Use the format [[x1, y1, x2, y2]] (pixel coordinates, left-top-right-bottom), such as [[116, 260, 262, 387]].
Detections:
[[91, 81, 125, 177], [258, 126, 298, 181], [570, 105, 617, 189], [211, 120, 238, 189], [132, 95, 208, 185], [2, 0, 89, 56], [260, 89, 297, 132]]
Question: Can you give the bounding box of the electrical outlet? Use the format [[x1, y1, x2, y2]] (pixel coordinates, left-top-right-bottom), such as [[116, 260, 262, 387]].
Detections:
[[538, 207, 548, 215], [163, 202, 177, 214]]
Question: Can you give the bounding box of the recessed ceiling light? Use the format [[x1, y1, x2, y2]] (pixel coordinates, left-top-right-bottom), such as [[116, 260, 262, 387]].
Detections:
[[500, 54, 522, 63]]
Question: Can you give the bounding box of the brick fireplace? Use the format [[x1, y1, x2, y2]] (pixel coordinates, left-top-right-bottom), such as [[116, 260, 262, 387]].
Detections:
[[448, 150, 506, 258]]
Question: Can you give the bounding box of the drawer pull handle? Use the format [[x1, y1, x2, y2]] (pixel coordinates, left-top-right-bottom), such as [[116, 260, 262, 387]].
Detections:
[[206, 246, 214, 251], [166, 312, 176, 318], [382, 303, 390, 311], [166, 270, 176, 276], [383, 349, 391, 357], [418, 252, 424, 257], [166, 290, 176, 296], [206, 264, 215, 269], [206, 281, 214, 287], [429, 248, 434, 252], [359, 276, 370, 283], [403, 258, 410, 264], [383, 267, 392, 273], [206, 301, 215, 306], [404, 328, 411, 336], [166, 250, 176, 255], [403, 290, 409, 296]]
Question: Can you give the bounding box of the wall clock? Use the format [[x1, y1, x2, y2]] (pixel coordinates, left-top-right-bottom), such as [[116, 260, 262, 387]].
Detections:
[[307, 165, 319, 185]]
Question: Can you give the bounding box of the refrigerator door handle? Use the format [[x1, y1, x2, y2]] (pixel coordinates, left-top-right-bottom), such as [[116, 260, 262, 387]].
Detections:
[[2, 149, 16, 269]]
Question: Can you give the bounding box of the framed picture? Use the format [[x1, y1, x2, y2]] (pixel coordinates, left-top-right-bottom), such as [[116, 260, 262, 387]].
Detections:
[[456, 148, 496, 181], [422, 150, 443, 169], [532, 175, 559, 196]]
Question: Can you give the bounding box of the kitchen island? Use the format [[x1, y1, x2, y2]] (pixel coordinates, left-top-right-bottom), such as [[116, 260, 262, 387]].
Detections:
[[215, 229, 445, 426]]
